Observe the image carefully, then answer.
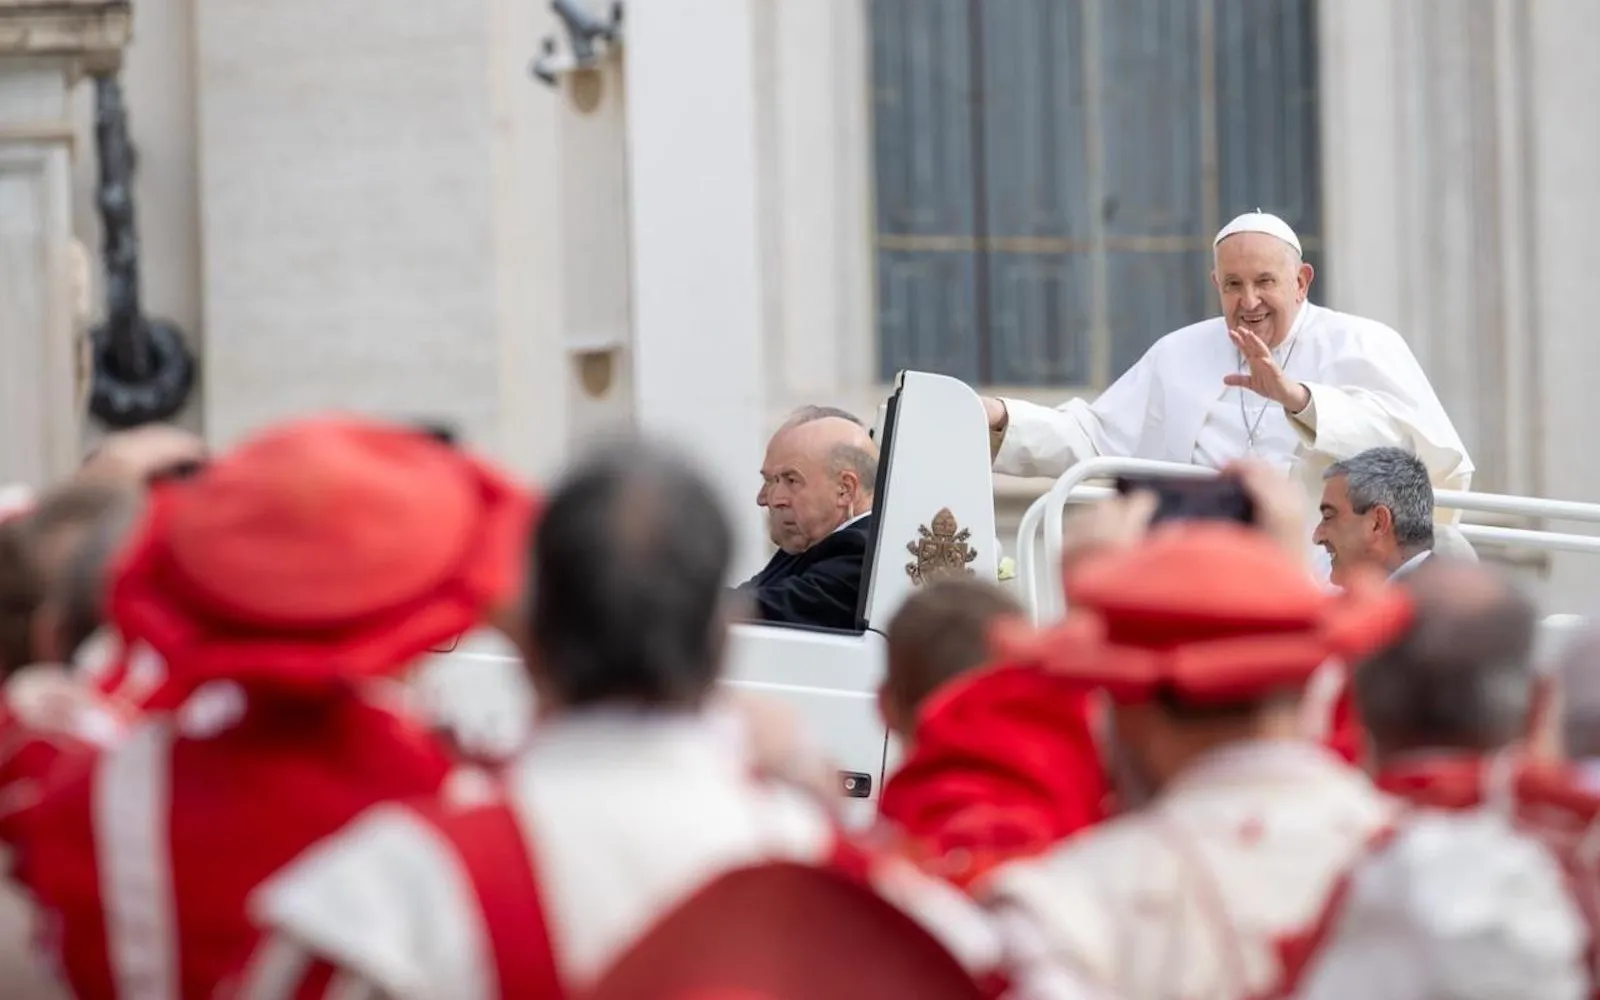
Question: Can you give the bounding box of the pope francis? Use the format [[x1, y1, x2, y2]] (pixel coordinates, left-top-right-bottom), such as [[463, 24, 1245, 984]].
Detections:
[[983, 211, 1473, 536]]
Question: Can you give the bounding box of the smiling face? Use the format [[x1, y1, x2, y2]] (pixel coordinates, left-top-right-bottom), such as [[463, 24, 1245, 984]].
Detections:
[[1212, 232, 1315, 348], [1313, 473, 1400, 588]]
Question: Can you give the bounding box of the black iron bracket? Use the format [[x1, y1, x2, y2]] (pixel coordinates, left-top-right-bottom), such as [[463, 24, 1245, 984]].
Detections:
[[87, 74, 195, 429], [531, 0, 624, 86]]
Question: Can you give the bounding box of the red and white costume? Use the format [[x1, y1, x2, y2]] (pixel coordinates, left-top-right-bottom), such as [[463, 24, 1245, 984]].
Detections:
[[238, 709, 1001, 1000], [10, 418, 535, 1000], [876, 662, 1111, 891], [988, 740, 1391, 1000], [976, 524, 1414, 1000], [1294, 753, 1599, 1000]]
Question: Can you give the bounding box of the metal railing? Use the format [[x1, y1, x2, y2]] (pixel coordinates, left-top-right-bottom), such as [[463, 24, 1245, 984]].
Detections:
[[1014, 457, 1600, 623]]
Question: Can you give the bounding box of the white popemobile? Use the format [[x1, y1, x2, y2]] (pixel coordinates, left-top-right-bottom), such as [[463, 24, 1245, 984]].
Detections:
[[420, 370, 1600, 826]]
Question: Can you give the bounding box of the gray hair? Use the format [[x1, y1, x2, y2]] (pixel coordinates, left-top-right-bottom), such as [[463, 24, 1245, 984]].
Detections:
[[828, 444, 878, 498], [784, 405, 865, 429], [784, 405, 877, 496], [1325, 447, 1434, 551], [1555, 623, 1600, 759], [1354, 559, 1538, 757]]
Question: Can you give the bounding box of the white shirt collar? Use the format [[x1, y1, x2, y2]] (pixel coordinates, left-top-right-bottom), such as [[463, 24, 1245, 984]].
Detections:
[[1270, 300, 1315, 361], [831, 511, 870, 535], [1389, 549, 1432, 580]]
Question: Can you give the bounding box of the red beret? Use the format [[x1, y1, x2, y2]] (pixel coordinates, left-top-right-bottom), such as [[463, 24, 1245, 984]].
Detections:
[[108, 417, 536, 694], [997, 524, 1413, 706]]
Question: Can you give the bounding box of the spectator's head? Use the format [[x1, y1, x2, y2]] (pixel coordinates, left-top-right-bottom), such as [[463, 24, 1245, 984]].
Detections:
[[1553, 623, 1600, 764], [79, 424, 208, 488], [0, 480, 137, 676], [1001, 523, 1409, 799], [1353, 559, 1538, 768], [23, 479, 139, 664], [528, 440, 733, 713], [1315, 447, 1434, 587], [881, 578, 1023, 744], [108, 417, 534, 698], [0, 519, 39, 678], [757, 407, 878, 555]]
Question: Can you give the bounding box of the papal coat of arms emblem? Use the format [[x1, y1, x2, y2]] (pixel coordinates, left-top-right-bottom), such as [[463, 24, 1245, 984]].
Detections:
[[905, 507, 978, 585]]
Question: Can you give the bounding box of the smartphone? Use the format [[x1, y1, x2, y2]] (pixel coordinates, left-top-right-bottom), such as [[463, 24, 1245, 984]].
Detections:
[[408, 420, 460, 446], [1114, 474, 1256, 527]]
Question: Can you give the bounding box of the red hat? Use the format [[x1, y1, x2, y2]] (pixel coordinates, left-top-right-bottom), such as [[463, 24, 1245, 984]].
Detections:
[[997, 524, 1413, 706], [585, 862, 987, 1000], [878, 663, 1110, 888], [108, 416, 536, 694]]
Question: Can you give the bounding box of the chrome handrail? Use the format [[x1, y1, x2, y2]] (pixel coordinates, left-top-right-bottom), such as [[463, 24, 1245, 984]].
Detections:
[[1013, 458, 1600, 623]]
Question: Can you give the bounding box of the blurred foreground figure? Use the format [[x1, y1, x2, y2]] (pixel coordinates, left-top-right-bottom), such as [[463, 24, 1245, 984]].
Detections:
[[979, 524, 1412, 1000], [874, 578, 1109, 890], [1295, 560, 1592, 1000], [77, 424, 208, 488], [14, 418, 533, 999], [240, 441, 940, 1000], [585, 862, 986, 1000], [0, 480, 137, 847], [1555, 621, 1600, 786]]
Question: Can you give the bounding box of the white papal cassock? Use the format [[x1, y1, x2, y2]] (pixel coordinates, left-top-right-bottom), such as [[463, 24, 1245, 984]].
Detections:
[[980, 741, 1394, 1000], [995, 302, 1473, 527], [236, 710, 1001, 1000]]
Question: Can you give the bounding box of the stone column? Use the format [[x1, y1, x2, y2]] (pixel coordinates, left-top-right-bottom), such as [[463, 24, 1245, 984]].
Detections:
[[626, 0, 771, 578], [0, 0, 125, 488]]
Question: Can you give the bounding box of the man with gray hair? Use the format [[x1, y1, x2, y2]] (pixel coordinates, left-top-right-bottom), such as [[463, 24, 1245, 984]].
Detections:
[[734, 405, 880, 631], [1314, 446, 1436, 588]]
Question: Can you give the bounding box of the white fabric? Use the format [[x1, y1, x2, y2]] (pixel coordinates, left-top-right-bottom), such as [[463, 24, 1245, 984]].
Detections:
[[1389, 550, 1432, 580], [0, 484, 33, 523], [1191, 301, 1312, 472], [1294, 810, 1588, 1000], [93, 722, 179, 1000], [252, 711, 841, 1000], [995, 302, 1474, 532], [1215, 211, 1302, 254], [983, 739, 1393, 1000], [832, 510, 870, 535]]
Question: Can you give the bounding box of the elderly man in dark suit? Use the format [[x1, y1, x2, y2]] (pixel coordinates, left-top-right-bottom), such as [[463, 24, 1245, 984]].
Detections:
[[734, 406, 879, 631]]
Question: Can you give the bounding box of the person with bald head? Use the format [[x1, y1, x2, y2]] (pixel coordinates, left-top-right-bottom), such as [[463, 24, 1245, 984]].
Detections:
[[735, 406, 879, 631], [983, 210, 1471, 563], [1551, 623, 1600, 787]]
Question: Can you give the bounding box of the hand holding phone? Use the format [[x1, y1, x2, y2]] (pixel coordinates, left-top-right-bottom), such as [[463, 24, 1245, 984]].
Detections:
[[1113, 474, 1257, 527]]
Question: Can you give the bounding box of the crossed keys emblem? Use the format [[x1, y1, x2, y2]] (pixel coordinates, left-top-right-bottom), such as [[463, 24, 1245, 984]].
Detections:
[[905, 507, 978, 586]]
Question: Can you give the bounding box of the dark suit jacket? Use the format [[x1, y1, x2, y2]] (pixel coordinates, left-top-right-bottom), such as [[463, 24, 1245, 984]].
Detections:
[[735, 514, 874, 631]]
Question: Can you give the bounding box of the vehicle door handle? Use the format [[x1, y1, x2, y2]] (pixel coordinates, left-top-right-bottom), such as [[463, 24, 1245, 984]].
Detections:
[[839, 771, 872, 799]]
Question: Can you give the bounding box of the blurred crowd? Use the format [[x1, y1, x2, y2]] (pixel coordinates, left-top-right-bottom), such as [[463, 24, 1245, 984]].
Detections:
[[0, 414, 1596, 1000]]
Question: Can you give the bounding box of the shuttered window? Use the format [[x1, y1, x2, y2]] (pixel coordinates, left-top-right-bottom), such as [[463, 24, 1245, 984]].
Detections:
[[871, 0, 1323, 388]]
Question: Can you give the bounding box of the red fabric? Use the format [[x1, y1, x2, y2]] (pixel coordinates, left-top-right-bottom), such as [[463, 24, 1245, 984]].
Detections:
[[996, 524, 1414, 705], [285, 960, 338, 1000], [411, 796, 564, 1000], [0, 701, 95, 846], [878, 663, 1109, 889], [1323, 684, 1364, 766], [108, 417, 537, 699], [14, 694, 452, 1000], [584, 862, 988, 1000]]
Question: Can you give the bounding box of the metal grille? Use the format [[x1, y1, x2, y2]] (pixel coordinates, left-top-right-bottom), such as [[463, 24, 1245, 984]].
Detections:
[[871, 0, 1323, 387]]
